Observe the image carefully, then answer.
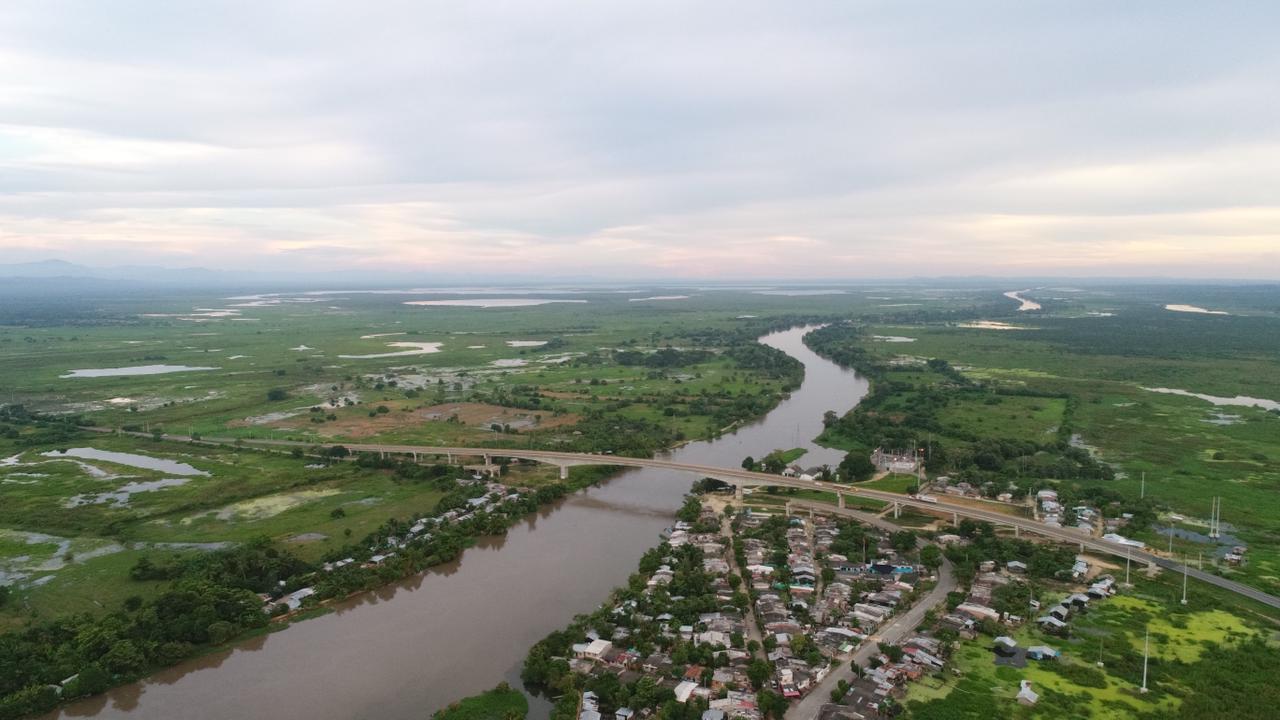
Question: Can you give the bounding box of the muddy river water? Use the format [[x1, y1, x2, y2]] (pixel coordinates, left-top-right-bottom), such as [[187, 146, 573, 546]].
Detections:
[[47, 326, 867, 720]]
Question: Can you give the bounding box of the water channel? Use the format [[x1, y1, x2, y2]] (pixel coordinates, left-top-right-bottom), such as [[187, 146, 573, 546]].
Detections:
[[48, 325, 868, 720]]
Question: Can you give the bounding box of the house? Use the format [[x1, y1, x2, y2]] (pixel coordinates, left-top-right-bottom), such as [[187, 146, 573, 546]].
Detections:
[[992, 636, 1018, 656], [703, 710, 727, 720], [1006, 560, 1028, 574], [616, 709, 635, 720], [955, 602, 1000, 622], [578, 639, 612, 661], [1037, 616, 1067, 633], [1026, 646, 1059, 661], [674, 681, 700, 703], [281, 587, 316, 611]]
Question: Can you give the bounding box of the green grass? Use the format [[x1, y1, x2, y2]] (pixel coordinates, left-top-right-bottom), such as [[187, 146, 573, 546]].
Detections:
[[906, 569, 1278, 719], [861, 473, 920, 493], [433, 684, 528, 720]]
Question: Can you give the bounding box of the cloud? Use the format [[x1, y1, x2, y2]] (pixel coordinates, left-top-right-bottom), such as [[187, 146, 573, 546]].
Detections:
[[0, 1, 1277, 278]]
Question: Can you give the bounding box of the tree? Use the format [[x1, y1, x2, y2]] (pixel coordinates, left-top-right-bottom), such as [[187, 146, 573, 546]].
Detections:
[[890, 530, 917, 554], [838, 451, 876, 482], [920, 544, 943, 571], [742, 456, 755, 471], [266, 388, 289, 402]]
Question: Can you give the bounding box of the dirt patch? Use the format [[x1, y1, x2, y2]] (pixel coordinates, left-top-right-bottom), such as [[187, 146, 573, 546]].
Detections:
[[416, 402, 579, 431], [270, 401, 579, 438]]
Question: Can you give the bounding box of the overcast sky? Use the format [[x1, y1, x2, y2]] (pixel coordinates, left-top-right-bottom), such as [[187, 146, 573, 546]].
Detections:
[[1, 1, 1278, 278]]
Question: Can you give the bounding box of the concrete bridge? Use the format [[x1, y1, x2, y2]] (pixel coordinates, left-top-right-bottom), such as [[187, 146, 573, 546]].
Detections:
[[264, 440, 1280, 610], [97, 428, 1280, 610]]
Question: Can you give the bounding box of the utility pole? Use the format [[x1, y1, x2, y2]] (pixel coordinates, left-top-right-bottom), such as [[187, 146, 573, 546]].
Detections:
[[1140, 472, 1145, 499], [1181, 554, 1189, 604], [1140, 629, 1150, 694], [1096, 636, 1105, 668], [1124, 549, 1132, 587]]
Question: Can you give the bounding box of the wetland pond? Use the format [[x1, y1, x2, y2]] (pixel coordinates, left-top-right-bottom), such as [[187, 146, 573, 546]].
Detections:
[[41, 448, 210, 476], [61, 365, 219, 378], [45, 326, 868, 720]]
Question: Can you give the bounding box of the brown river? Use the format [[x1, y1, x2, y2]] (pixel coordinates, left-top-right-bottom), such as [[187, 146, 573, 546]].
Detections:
[[47, 326, 867, 720]]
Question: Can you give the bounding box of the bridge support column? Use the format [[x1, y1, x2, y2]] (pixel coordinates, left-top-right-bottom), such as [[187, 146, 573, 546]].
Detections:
[[952, 512, 959, 525], [412, 452, 418, 462], [447, 452, 453, 464], [735, 485, 744, 504], [785, 502, 792, 517], [1013, 525, 1019, 538], [484, 453, 491, 466], [559, 464, 568, 480], [893, 502, 901, 519], [837, 493, 845, 509]]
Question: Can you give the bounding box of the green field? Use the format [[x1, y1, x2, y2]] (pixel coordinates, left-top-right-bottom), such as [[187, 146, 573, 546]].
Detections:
[[3, 281, 1280, 716], [906, 568, 1280, 720]]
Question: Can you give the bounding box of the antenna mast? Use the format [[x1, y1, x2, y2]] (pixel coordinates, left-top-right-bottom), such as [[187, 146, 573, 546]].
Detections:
[[1181, 554, 1189, 605], [1140, 630, 1150, 694]]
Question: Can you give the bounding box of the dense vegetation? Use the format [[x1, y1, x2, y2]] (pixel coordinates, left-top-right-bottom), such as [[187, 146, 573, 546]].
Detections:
[[0, 542, 284, 719], [433, 683, 528, 720], [0, 444, 615, 719], [806, 324, 1116, 486]]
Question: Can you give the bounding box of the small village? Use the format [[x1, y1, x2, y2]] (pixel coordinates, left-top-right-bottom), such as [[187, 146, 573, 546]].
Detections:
[[260, 473, 527, 614], [521, 481, 1162, 720]]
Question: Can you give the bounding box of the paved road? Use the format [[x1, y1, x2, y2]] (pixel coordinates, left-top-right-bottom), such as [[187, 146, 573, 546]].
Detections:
[[783, 501, 957, 720], [87, 429, 1280, 609]]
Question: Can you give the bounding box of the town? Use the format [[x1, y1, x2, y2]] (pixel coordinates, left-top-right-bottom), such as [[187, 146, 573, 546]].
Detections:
[[521, 479, 1150, 720]]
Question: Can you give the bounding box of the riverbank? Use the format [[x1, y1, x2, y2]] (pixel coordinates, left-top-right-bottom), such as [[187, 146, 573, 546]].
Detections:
[[26, 326, 867, 720]]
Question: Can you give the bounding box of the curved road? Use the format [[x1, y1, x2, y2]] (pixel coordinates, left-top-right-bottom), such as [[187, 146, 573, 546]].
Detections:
[[99, 429, 1280, 610]]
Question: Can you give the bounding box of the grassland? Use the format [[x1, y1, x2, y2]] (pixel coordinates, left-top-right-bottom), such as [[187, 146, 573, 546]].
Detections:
[[810, 289, 1280, 597], [434, 683, 529, 720], [4, 281, 1280, 715], [905, 565, 1280, 720]]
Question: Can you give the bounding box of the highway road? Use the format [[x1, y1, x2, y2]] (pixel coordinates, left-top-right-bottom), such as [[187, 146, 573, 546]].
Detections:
[[91, 429, 1280, 609]]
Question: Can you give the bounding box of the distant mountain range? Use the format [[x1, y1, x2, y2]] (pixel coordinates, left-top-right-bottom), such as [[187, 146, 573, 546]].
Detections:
[[0, 259, 1267, 292], [0, 259, 461, 290]]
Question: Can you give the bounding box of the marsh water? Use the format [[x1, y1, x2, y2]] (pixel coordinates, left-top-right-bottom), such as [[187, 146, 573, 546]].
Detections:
[[46, 326, 868, 720]]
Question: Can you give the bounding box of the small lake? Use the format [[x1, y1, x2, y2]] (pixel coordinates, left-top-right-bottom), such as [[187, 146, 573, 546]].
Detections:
[[61, 365, 219, 378], [42, 449, 210, 477], [338, 342, 444, 359], [1165, 304, 1229, 315], [404, 299, 588, 308], [1141, 387, 1280, 412], [66, 478, 191, 508], [753, 289, 845, 296]]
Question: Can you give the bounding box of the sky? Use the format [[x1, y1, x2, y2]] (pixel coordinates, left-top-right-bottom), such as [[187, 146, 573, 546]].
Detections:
[[1, 1, 1278, 279]]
